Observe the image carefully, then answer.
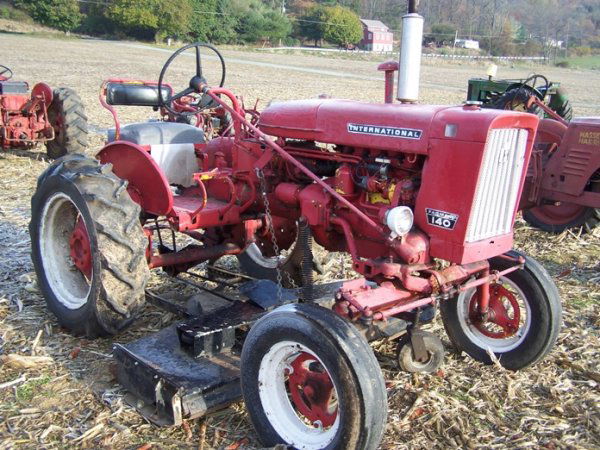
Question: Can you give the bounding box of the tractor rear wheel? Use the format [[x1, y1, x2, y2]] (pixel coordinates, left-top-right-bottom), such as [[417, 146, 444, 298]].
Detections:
[[493, 87, 573, 121], [241, 304, 387, 449], [440, 250, 561, 370], [46, 88, 88, 159], [30, 154, 150, 337], [548, 87, 573, 121], [492, 87, 543, 117], [523, 173, 600, 233]]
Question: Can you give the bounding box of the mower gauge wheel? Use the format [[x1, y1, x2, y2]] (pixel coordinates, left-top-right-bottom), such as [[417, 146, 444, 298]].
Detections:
[[157, 42, 226, 118], [396, 331, 445, 373], [241, 304, 387, 450], [0, 64, 12, 81]]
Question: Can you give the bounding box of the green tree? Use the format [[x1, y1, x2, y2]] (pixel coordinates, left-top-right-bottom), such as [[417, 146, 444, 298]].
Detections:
[[189, 0, 219, 41], [296, 5, 327, 46], [107, 0, 191, 41], [230, 0, 291, 44], [322, 5, 362, 47], [189, 0, 238, 43], [16, 0, 82, 32], [430, 23, 456, 45]]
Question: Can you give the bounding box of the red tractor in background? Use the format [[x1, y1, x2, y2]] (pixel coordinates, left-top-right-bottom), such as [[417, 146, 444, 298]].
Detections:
[[509, 88, 600, 233], [468, 71, 600, 233], [28, 16, 562, 450], [0, 64, 87, 158]]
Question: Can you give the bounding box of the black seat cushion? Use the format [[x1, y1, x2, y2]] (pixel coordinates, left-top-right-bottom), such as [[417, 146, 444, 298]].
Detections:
[[106, 82, 172, 107], [0, 81, 29, 95]]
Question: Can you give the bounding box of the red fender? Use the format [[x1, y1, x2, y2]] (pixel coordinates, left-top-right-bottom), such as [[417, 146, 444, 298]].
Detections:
[[31, 82, 53, 106], [542, 118, 600, 197], [97, 141, 173, 216], [536, 118, 567, 145]]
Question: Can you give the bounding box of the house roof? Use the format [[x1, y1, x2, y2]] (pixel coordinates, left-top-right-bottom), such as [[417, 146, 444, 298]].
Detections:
[[360, 19, 390, 32]]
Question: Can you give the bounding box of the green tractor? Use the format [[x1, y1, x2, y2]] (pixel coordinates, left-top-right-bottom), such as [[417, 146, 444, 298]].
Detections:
[[467, 72, 573, 121]]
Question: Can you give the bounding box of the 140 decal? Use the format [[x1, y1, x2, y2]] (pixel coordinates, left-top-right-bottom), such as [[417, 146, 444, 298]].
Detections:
[[426, 208, 458, 230]]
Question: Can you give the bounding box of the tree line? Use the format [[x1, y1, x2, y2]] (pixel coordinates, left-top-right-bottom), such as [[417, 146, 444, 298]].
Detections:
[[11, 0, 364, 47], [8, 0, 600, 55]]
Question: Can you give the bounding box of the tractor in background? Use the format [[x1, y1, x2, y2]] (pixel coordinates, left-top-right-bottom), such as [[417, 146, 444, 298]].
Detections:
[[467, 69, 599, 233], [467, 71, 573, 121], [29, 6, 562, 448], [516, 91, 600, 232], [0, 64, 87, 158]]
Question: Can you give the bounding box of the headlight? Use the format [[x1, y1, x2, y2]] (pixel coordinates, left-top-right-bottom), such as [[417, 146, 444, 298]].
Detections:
[[385, 206, 414, 237]]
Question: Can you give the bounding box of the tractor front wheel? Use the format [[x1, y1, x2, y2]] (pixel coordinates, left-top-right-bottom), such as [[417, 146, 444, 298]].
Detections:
[[46, 88, 88, 159], [440, 250, 562, 370], [241, 304, 387, 449], [30, 155, 149, 337]]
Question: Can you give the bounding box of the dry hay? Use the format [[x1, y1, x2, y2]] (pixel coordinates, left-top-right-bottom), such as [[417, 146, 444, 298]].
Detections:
[[0, 33, 599, 449]]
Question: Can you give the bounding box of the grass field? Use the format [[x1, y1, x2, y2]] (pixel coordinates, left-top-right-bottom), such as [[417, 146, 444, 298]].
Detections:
[[0, 32, 599, 449], [558, 55, 600, 71]]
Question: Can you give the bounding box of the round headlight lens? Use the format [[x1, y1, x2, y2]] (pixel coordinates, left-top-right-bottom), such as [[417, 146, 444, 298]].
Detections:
[[385, 206, 414, 237]]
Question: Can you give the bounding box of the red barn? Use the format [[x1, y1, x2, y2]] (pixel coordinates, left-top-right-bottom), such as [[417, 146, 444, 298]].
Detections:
[[359, 19, 394, 52]]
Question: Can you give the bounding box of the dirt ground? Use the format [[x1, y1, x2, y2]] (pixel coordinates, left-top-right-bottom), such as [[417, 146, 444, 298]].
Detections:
[[0, 33, 599, 449]]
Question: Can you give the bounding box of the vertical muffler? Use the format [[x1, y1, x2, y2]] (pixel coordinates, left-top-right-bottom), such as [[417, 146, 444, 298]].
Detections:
[[397, 1, 424, 103]]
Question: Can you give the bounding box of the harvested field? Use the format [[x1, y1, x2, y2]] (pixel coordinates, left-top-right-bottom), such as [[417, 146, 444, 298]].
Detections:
[[0, 33, 599, 449]]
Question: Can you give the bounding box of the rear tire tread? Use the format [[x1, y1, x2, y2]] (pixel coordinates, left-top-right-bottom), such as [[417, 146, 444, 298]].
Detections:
[[30, 155, 149, 337], [46, 88, 88, 159]]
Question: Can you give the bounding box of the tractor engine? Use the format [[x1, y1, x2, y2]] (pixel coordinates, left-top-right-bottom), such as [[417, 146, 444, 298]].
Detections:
[[0, 81, 54, 149], [194, 96, 539, 319]]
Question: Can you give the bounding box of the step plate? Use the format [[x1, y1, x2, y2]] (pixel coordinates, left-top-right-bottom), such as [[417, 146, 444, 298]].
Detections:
[[113, 325, 241, 426]]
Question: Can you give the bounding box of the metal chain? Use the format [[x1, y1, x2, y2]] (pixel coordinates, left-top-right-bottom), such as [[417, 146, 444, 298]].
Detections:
[[255, 168, 284, 302]]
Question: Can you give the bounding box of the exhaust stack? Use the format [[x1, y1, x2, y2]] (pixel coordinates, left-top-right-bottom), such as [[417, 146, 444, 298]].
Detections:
[[397, 1, 424, 103]]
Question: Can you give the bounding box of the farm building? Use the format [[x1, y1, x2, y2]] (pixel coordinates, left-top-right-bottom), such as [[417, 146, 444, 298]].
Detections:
[[359, 19, 394, 52]]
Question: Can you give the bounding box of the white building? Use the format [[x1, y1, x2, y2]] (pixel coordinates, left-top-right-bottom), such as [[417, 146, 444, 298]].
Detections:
[[454, 39, 480, 50]]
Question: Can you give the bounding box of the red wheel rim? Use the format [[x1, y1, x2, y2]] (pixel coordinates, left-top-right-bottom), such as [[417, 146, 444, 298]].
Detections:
[[69, 216, 92, 279], [287, 352, 338, 427], [527, 202, 587, 226], [469, 283, 520, 339]]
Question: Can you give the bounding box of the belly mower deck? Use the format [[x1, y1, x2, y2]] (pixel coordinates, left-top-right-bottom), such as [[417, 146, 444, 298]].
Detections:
[[112, 270, 355, 426]]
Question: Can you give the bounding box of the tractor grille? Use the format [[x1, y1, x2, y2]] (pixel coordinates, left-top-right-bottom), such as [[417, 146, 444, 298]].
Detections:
[[465, 128, 529, 243]]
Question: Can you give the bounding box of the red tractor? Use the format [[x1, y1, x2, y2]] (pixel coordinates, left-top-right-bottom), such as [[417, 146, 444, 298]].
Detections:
[[29, 21, 562, 450], [508, 89, 599, 233], [0, 64, 87, 158], [468, 72, 599, 232]]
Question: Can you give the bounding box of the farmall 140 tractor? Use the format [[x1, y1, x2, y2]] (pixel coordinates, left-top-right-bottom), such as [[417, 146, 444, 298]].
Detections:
[[29, 5, 562, 449], [0, 64, 87, 158], [468, 70, 599, 232]]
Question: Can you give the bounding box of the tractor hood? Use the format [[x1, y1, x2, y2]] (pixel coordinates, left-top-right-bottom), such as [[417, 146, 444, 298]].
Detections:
[[258, 99, 525, 155]]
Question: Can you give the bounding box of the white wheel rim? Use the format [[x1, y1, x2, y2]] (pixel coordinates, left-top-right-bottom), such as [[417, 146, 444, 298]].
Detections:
[[257, 340, 340, 449], [39, 192, 91, 310], [457, 277, 532, 353]]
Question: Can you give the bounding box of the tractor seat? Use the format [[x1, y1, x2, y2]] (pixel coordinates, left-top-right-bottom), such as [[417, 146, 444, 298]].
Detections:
[[107, 121, 205, 146], [107, 122, 205, 188], [105, 82, 171, 107], [0, 81, 29, 95]]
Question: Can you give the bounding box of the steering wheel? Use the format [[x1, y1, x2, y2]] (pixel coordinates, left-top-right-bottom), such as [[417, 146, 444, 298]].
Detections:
[[157, 42, 226, 118], [0, 65, 13, 81]]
